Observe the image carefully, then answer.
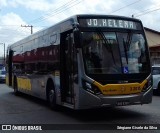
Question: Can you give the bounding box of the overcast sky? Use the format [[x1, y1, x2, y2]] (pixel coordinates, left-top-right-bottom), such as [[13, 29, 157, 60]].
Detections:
[[0, 0, 160, 56]]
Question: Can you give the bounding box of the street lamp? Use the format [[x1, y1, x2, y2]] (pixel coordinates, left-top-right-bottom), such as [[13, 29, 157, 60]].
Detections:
[[0, 43, 5, 64]]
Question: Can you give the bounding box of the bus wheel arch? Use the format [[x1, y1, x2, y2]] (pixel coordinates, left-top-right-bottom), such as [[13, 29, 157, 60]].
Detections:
[[13, 76, 19, 95], [46, 78, 57, 110]]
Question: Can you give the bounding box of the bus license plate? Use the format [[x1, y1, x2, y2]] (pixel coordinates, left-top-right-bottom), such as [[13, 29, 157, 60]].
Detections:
[[116, 101, 130, 106]]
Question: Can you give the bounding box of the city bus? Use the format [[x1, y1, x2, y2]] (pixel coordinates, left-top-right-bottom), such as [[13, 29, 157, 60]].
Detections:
[[6, 14, 152, 110]]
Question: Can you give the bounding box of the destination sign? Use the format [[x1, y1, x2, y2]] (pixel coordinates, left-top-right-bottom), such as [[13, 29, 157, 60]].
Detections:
[[79, 18, 140, 29]]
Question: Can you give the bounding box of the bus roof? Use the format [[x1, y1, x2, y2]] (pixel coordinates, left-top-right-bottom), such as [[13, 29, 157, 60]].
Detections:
[[9, 14, 142, 49], [76, 14, 141, 21]]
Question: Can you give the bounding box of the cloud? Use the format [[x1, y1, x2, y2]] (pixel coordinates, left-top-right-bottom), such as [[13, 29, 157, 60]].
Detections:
[[15, 0, 51, 11], [30, 0, 160, 32], [4, 0, 62, 11], [0, 0, 7, 7], [0, 13, 31, 56], [35, 0, 116, 25], [1, 12, 26, 25]]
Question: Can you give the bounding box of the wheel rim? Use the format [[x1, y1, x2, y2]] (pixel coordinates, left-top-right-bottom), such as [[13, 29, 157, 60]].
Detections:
[[49, 89, 55, 103], [14, 80, 18, 92]]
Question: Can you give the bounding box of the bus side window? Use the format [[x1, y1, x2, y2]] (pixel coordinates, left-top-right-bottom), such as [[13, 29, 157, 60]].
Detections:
[[50, 34, 57, 45]]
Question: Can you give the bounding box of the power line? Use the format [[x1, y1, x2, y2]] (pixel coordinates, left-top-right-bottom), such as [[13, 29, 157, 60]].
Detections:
[[0, 0, 82, 44], [38, 0, 82, 23], [29, 0, 82, 24], [1, 0, 81, 36], [134, 7, 160, 17], [0, 25, 45, 38], [29, 0, 77, 23], [31, 0, 82, 24], [132, 4, 160, 16], [109, 0, 142, 14]]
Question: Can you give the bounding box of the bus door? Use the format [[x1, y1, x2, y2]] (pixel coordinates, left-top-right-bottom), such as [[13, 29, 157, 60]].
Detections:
[[8, 50, 13, 86], [60, 33, 75, 104]]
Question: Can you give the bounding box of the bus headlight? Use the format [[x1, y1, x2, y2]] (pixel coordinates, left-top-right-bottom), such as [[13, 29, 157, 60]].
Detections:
[[83, 81, 102, 95]]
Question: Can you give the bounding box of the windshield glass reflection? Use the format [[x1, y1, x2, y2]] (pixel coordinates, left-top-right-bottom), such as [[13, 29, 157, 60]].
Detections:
[[82, 32, 149, 74]]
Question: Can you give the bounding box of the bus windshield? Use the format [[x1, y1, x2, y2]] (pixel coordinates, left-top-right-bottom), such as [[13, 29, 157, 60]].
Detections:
[[82, 31, 149, 74]]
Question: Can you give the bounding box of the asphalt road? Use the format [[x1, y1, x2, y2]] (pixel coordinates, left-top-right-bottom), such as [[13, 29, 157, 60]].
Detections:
[[0, 83, 160, 133]]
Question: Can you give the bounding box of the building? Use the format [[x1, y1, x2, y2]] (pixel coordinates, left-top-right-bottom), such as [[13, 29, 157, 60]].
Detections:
[[144, 27, 160, 65]]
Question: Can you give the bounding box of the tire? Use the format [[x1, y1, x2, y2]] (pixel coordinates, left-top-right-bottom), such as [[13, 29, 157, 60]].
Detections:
[[47, 81, 57, 110], [157, 83, 160, 96], [153, 83, 160, 96], [14, 77, 19, 96]]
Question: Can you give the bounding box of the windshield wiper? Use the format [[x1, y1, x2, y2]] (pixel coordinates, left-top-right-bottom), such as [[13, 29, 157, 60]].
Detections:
[[123, 38, 128, 64], [126, 32, 131, 51], [122, 32, 132, 64]]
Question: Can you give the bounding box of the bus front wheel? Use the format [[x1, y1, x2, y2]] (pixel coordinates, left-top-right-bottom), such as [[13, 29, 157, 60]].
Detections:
[[47, 81, 57, 110]]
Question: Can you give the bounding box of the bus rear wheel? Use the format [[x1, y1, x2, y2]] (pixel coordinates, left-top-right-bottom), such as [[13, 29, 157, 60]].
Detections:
[[14, 77, 19, 95], [47, 81, 57, 110]]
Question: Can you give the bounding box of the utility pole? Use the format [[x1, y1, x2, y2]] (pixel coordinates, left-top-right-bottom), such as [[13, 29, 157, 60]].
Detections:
[[21, 25, 33, 34]]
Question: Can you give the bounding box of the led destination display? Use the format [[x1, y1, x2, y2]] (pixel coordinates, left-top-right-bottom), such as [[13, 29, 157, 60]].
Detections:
[[79, 18, 141, 29]]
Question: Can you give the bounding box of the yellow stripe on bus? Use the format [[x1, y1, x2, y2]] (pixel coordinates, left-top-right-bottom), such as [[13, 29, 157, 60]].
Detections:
[[5, 75, 9, 85], [93, 80, 147, 95], [17, 78, 31, 91]]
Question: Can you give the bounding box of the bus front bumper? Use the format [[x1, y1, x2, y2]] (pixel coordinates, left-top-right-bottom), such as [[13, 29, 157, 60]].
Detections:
[[77, 86, 153, 109]]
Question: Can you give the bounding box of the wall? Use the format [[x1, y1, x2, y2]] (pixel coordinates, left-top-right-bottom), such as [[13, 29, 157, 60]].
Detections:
[[144, 28, 160, 65]]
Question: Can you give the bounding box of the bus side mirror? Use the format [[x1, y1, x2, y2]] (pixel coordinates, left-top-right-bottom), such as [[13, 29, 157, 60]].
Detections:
[[73, 28, 81, 48]]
